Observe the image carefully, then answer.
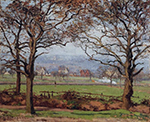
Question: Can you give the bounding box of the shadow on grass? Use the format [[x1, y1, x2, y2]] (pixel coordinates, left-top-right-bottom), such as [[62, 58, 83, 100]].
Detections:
[[70, 109, 149, 120], [0, 108, 149, 121], [71, 110, 118, 118]]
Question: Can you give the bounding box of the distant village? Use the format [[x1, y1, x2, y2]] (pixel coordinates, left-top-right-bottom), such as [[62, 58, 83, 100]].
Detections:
[[35, 65, 92, 78], [1, 63, 148, 85]]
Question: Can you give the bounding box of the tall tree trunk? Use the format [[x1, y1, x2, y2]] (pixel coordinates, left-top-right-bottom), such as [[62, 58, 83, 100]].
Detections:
[[15, 58, 21, 94], [119, 78, 121, 88], [122, 78, 133, 109], [15, 38, 21, 94], [122, 45, 133, 109], [16, 71, 21, 94], [26, 76, 35, 114]]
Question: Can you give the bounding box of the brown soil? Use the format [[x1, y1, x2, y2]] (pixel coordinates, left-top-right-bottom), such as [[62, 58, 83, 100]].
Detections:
[[0, 105, 73, 112], [0, 90, 150, 122], [0, 90, 150, 113]]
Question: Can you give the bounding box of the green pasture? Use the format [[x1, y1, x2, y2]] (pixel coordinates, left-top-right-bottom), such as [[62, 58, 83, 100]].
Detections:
[[0, 74, 93, 83], [0, 84, 149, 104], [1, 74, 150, 85], [0, 76, 150, 120], [0, 73, 125, 84], [0, 74, 150, 103], [0, 84, 123, 95], [0, 74, 26, 82], [0, 108, 149, 121]]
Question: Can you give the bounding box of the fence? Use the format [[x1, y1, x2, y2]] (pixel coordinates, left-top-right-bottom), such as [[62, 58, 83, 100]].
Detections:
[[39, 90, 122, 101]]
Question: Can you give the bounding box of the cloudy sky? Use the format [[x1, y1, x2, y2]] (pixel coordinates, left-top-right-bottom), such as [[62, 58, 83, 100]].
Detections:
[[48, 43, 86, 56]]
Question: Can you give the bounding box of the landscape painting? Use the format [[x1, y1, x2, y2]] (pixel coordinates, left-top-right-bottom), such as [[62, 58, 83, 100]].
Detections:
[[0, 0, 150, 121]]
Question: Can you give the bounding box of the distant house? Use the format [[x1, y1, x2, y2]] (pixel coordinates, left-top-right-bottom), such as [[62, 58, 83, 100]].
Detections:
[[80, 69, 91, 77], [58, 65, 69, 75], [4, 71, 9, 75], [51, 66, 69, 80], [69, 71, 78, 77], [36, 66, 49, 75]]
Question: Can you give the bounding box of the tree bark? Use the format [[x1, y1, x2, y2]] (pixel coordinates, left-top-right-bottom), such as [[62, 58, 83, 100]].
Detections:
[[16, 71, 21, 94], [26, 76, 35, 114], [15, 57, 21, 94], [119, 78, 121, 88], [122, 78, 133, 109], [15, 33, 21, 94]]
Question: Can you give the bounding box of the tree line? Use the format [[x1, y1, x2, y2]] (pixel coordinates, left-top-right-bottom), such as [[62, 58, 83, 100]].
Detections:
[[0, 0, 150, 114]]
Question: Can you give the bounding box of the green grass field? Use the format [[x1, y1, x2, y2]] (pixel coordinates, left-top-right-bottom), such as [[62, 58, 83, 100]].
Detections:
[[0, 74, 150, 103], [0, 75, 150, 120], [1, 74, 150, 84], [0, 108, 149, 121], [0, 84, 149, 104], [0, 74, 93, 83]]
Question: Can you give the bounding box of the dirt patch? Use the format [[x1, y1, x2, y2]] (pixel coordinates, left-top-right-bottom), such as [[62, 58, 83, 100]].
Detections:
[[129, 105, 150, 114], [0, 89, 150, 114], [0, 105, 74, 112], [81, 101, 107, 111]]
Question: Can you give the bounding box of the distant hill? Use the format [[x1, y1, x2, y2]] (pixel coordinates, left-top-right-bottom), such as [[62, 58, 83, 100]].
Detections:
[[35, 54, 101, 73], [35, 54, 150, 74]]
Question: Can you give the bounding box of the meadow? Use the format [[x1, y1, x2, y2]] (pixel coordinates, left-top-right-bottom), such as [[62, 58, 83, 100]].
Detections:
[[0, 73, 149, 84], [0, 74, 95, 83], [0, 74, 150, 104], [0, 74, 150, 121], [0, 107, 149, 121], [0, 84, 149, 121], [0, 84, 149, 104]]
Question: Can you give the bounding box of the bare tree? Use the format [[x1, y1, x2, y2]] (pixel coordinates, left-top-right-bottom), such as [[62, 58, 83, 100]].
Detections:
[[0, 3, 22, 94], [8, 69, 16, 77], [96, 66, 106, 78], [0, 0, 84, 114], [73, 0, 150, 109], [133, 70, 145, 85], [103, 67, 117, 86]]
